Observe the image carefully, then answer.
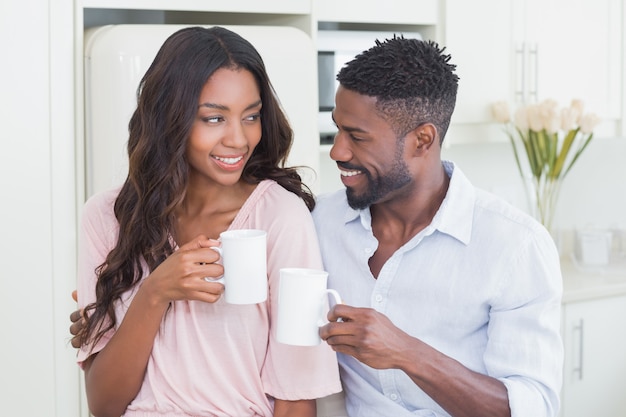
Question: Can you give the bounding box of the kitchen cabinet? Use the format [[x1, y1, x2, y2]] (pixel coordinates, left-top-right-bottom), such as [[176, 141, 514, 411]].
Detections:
[[315, 0, 438, 26], [443, 0, 623, 143], [560, 293, 626, 417], [520, 0, 622, 122], [560, 255, 626, 417]]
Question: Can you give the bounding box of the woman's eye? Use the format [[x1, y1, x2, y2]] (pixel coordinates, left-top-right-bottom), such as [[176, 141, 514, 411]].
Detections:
[[244, 113, 261, 122], [202, 116, 223, 123]]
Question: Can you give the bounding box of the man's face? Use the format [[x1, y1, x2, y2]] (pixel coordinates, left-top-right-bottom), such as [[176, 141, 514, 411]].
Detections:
[[330, 86, 412, 210]]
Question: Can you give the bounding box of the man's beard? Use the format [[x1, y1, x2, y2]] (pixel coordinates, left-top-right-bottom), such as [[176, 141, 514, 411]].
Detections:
[[345, 157, 412, 210]]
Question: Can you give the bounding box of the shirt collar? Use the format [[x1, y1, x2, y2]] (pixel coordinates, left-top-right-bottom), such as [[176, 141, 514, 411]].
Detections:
[[343, 200, 369, 230], [342, 160, 475, 244], [434, 160, 474, 245]]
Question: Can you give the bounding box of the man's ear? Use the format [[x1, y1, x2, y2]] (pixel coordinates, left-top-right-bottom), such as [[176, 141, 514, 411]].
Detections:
[[410, 123, 438, 155]]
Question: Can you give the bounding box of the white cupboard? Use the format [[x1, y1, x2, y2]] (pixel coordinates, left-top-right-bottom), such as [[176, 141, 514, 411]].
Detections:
[[443, 0, 623, 142], [519, 0, 622, 122], [561, 294, 626, 417]]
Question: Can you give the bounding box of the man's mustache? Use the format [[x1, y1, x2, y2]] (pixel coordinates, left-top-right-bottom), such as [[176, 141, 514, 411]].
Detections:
[[337, 161, 365, 172]]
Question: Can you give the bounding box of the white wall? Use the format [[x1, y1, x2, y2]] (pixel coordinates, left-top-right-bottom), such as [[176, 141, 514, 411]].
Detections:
[[0, 0, 81, 415], [442, 137, 626, 233]]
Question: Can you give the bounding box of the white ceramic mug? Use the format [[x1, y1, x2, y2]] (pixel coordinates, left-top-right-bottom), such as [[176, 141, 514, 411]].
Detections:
[[276, 268, 342, 346], [209, 229, 267, 304]]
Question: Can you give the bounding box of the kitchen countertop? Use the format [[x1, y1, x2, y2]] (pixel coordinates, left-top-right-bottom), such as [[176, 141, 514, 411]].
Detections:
[[561, 253, 626, 303]]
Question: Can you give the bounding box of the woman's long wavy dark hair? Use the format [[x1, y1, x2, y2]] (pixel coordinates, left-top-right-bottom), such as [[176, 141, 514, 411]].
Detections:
[[80, 26, 315, 348]]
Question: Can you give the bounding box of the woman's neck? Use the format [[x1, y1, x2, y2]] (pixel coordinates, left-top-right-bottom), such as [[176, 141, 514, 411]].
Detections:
[[174, 180, 257, 244]]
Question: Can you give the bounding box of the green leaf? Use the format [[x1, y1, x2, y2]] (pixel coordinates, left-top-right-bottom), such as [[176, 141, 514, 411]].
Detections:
[[524, 129, 542, 179], [552, 128, 579, 179], [530, 130, 546, 178], [506, 128, 525, 180], [562, 132, 594, 178]]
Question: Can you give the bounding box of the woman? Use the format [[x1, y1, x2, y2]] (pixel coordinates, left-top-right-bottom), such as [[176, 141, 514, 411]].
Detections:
[[76, 26, 341, 417]]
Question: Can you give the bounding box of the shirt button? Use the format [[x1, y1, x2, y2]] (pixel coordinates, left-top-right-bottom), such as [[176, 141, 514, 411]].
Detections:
[[375, 294, 383, 303], [390, 393, 398, 401]]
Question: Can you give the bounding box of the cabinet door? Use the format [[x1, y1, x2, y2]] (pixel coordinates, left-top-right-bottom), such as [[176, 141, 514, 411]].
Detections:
[[525, 0, 622, 120], [561, 295, 626, 417], [444, 0, 622, 136], [444, 0, 515, 125]]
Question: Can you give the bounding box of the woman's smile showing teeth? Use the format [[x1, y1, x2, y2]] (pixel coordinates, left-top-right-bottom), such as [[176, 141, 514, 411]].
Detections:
[[212, 154, 246, 170]]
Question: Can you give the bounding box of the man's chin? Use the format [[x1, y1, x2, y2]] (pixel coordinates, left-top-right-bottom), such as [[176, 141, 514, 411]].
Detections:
[[346, 188, 372, 210]]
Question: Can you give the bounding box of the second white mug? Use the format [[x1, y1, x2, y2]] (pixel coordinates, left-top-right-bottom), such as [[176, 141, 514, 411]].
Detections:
[[276, 268, 342, 346]]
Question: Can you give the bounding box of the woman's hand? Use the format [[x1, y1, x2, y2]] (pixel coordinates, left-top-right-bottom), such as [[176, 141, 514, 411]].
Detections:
[[140, 234, 226, 307], [69, 235, 226, 350]]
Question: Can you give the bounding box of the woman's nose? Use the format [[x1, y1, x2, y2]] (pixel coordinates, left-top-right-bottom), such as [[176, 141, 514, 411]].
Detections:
[[222, 121, 248, 148]]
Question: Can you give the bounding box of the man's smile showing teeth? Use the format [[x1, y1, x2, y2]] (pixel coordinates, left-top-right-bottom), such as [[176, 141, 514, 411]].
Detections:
[[340, 169, 362, 177], [213, 155, 243, 165]]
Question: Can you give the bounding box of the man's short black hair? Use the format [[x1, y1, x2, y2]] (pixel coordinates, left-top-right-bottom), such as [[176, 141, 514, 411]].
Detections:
[[337, 36, 459, 143]]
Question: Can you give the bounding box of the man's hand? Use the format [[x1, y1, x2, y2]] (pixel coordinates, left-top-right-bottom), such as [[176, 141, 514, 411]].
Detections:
[[319, 304, 415, 370], [69, 290, 83, 349]]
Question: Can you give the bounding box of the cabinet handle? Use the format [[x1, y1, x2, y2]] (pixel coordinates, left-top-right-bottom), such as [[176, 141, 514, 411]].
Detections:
[[528, 43, 539, 102], [573, 319, 584, 380], [514, 42, 526, 104]]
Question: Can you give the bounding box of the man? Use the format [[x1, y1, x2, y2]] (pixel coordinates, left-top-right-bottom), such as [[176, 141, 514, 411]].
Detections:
[[71, 36, 563, 417], [314, 37, 562, 417]]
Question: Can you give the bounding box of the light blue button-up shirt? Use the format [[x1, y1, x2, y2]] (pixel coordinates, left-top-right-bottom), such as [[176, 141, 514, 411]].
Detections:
[[312, 161, 563, 417]]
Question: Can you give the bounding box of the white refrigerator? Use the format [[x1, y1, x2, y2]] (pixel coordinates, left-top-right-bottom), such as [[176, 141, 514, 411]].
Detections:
[[84, 24, 320, 198]]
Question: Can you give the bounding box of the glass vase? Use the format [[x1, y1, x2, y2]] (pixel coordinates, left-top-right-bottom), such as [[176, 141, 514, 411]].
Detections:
[[523, 174, 564, 243]]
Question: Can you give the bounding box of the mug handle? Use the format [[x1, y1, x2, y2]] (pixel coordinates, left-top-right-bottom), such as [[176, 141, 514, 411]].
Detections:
[[317, 289, 342, 326], [204, 246, 225, 284]]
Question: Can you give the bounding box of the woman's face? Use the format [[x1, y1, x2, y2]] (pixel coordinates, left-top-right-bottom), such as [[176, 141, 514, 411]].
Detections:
[[186, 67, 262, 187]]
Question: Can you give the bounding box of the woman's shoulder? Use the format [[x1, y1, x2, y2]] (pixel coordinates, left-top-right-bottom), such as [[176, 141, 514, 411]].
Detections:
[[252, 180, 308, 210], [232, 180, 312, 231], [82, 186, 121, 224]]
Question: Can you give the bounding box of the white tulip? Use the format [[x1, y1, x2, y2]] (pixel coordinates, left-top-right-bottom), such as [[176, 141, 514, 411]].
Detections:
[[541, 106, 560, 134], [570, 99, 585, 122], [560, 107, 578, 131], [527, 104, 544, 132], [514, 106, 529, 131], [539, 98, 559, 113], [579, 113, 600, 134], [492, 101, 511, 123], [537, 99, 557, 132]]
